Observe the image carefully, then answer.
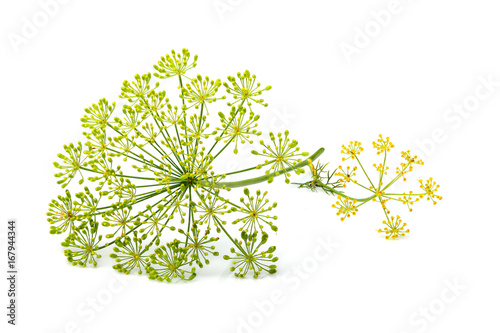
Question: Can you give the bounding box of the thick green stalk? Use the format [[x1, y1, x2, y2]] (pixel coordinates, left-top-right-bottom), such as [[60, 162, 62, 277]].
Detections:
[[206, 148, 325, 189]]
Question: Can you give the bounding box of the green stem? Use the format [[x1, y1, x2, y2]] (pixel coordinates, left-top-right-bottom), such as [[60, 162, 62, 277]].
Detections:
[[178, 75, 189, 157], [140, 187, 188, 254], [185, 187, 193, 247], [212, 139, 233, 161], [191, 103, 205, 171], [379, 151, 387, 190], [383, 193, 425, 196], [382, 163, 411, 191], [198, 187, 243, 210], [221, 160, 273, 177], [318, 182, 376, 202], [106, 147, 168, 174], [204, 148, 325, 189], [377, 196, 392, 227], [213, 215, 246, 254], [80, 167, 157, 181], [204, 100, 246, 161], [355, 155, 376, 190], [107, 124, 167, 169]]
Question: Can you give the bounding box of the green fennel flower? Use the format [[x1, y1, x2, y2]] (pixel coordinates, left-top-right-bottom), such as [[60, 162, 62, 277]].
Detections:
[[48, 48, 323, 281], [223, 231, 277, 278], [111, 232, 150, 274], [252, 130, 309, 184], [61, 220, 102, 267]]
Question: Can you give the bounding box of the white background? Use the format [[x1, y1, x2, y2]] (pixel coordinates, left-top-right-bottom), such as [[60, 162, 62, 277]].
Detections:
[[1, 0, 500, 332]]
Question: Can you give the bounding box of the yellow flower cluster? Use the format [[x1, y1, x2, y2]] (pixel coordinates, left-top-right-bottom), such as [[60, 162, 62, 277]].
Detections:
[[418, 177, 443, 205], [332, 196, 358, 221], [372, 134, 394, 155], [378, 216, 409, 239], [325, 134, 441, 239], [341, 141, 363, 161], [373, 163, 388, 175], [334, 166, 357, 187]]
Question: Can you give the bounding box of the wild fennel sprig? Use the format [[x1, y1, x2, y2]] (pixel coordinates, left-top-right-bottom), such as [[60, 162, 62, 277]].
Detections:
[[297, 135, 442, 239], [48, 48, 324, 281]]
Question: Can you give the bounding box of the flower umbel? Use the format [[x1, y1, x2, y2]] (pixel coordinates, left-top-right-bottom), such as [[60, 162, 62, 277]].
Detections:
[[298, 134, 441, 239], [418, 177, 443, 204], [223, 70, 271, 107], [332, 196, 358, 221], [232, 188, 278, 233], [378, 216, 409, 239], [372, 134, 394, 155], [223, 231, 277, 278], [252, 130, 309, 184], [153, 48, 198, 79], [48, 49, 324, 281], [111, 232, 150, 274], [61, 221, 102, 267], [341, 141, 363, 161]]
